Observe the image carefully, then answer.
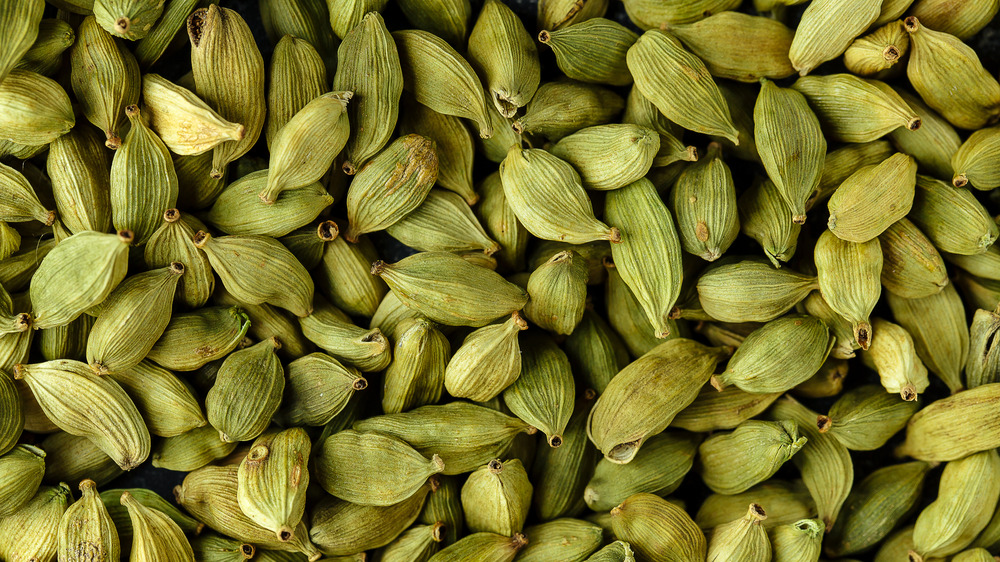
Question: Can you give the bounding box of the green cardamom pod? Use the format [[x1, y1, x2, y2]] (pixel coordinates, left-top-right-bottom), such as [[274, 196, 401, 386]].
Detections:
[[889, 88, 961, 181], [524, 250, 588, 335], [144, 209, 214, 308], [93, 0, 163, 40], [444, 312, 526, 402], [879, 218, 949, 299], [695, 479, 815, 531], [912, 174, 998, 255], [738, 178, 800, 268], [564, 309, 629, 394], [205, 170, 333, 237], [428, 532, 528, 562], [119, 490, 195, 562], [108, 360, 206, 438], [397, 0, 470, 47], [15, 18, 74, 77], [789, 0, 880, 75], [383, 318, 449, 414], [670, 142, 739, 260], [0, 483, 71, 562], [0, 69, 74, 145], [886, 283, 969, 393], [143, 73, 245, 156], [512, 80, 625, 141], [820, 383, 921, 450], [503, 335, 575, 447], [810, 140, 894, 210], [697, 259, 819, 323], [41, 431, 123, 486], [175, 152, 228, 210], [673, 384, 781, 433], [237, 428, 311, 543], [0, 221, 18, 261], [910, 0, 998, 39], [0, 162, 55, 227], [517, 519, 602, 561], [828, 152, 917, 243], [205, 337, 284, 443], [468, 0, 540, 119], [668, 12, 795, 82], [0, 369, 21, 456], [282, 352, 366, 427], [539, 18, 636, 86], [815, 229, 883, 349], [58, 479, 120, 562], [266, 35, 327, 150], [861, 319, 930, 401], [791, 74, 921, 142], [538, 0, 608, 31], [611, 493, 706, 562], [326, 0, 387, 38], [706, 504, 770, 562], [897, 384, 1000, 461], [419, 475, 464, 544], [946, 243, 1000, 281], [316, 231, 388, 318], [299, 299, 391, 371], [375, 521, 447, 562], [133, 0, 199, 67], [385, 189, 499, 255], [622, 86, 697, 167], [531, 399, 598, 520], [401, 97, 476, 204], [952, 548, 1000, 562], [151, 425, 237, 472], [845, 20, 909, 77], [147, 305, 249, 371], [461, 458, 533, 535], [769, 519, 823, 562], [102, 487, 203, 553], [699, 421, 807, 495], [0, 444, 45, 516], [549, 124, 659, 191], [953, 125, 1000, 191], [0, 0, 42, 84], [47, 124, 113, 234], [280, 220, 338, 270], [966, 306, 1000, 389], [585, 541, 635, 562], [309, 482, 431, 556]]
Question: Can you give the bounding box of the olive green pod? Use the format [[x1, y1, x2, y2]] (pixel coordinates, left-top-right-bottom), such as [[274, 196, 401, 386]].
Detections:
[[810, 140, 895, 210], [627, 30, 738, 144], [670, 142, 739, 261], [147, 305, 249, 371], [265, 35, 327, 151], [41, 432, 123, 487], [897, 384, 1000, 461], [770, 519, 823, 562], [697, 259, 819, 323], [889, 88, 962, 181], [468, 0, 540, 118], [316, 232, 388, 318], [910, 0, 998, 39], [0, 483, 71, 562], [517, 519, 602, 562], [47, 124, 112, 235], [353, 402, 535, 475], [904, 16, 1000, 130], [386, 189, 498, 255], [325, 0, 387, 38], [913, 450, 1000, 558], [524, 250, 588, 335], [826, 461, 932, 557], [886, 283, 969, 393], [861, 318, 930, 401], [375, 521, 446, 561], [815, 229, 882, 350], [585, 430, 698, 512], [698, 421, 807, 495], [588, 338, 728, 464], [539, 18, 636, 86], [144, 209, 214, 308], [767, 395, 854, 531], [299, 299, 391, 371], [503, 335, 575, 447], [538, 0, 609, 30], [15, 360, 149, 470], [283, 352, 366, 427], [393, 29, 492, 138], [109, 360, 206, 438], [445, 312, 526, 402], [119, 490, 195, 562], [713, 315, 833, 394], [621, 87, 697, 167], [0, 69, 74, 146], [102, 487, 203, 553], [195, 231, 314, 318], [461, 458, 533, 535], [952, 549, 1000, 562], [86, 263, 184, 375], [0, 0, 42, 84], [93, 0, 162, 40], [738, 178, 800, 268], [820, 384, 921, 450], [396, 0, 470, 46], [205, 337, 283, 443], [0, 370, 21, 456], [788, 0, 880, 76], [70, 16, 140, 149], [564, 309, 629, 394], [668, 12, 795, 82], [205, 170, 333, 237], [428, 532, 528, 562], [309, 484, 431, 556], [317, 429, 444, 506], [512, 80, 625, 141], [605, 178, 683, 338], [0, 162, 55, 227], [419, 475, 465, 544], [531, 399, 598, 521], [237, 428, 311, 543], [280, 220, 338, 270], [967, 307, 1000, 389], [878, 218, 949, 299], [0, 444, 45, 516], [400, 98, 476, 204], [754, 79, 825, 225], [151, 425, 237, 472], [844, 20, 910, 77], [15, 18, 74, 77], [188, 6, 265, 177], [585, 541, 635, 562], [382, 318, 448, 414], [706, 504, 770, 562], [142, 72, 244, 156], [133, 0, 199, 67], [372, 251, 527, 328], [946, 244, 1000, 281], [58, 479, 120, 562], [611, 493, 706, 562], [953, 125, 1000, 192], [110, 105, 178, 244], [549, 124, 658, 191], [695, 479, 816, 531], [791, 74, 921, 142], [873, 525, 927, 562], [176, 466, 321, 558], [828, 153, 917, 243], [672, 385, 781, 433], [0, 221, 18, 261]]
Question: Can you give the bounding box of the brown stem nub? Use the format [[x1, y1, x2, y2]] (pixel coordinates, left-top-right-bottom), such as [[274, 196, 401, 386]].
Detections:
[[164, 208, 181, 223], [747, 503, 767, 522], [607, 227, 622, 244], [192, 230, 210, 249], [14, 313, 31, 332], [601, 256, 615, 270], [512, 311, 528, 330], [538, 30, 551, 43], [277, 527, 294, 542], [953, 173, 969, 188], [511, 120, 525, 135], [169, 262, 186, 276], [11, 364, 25, 380], [352, 377, 368, 391], [583, 388, 597, 400], [487, 458, 504, 473], [370, 260, 386, 276], [188, 8, 208, 48], [904, 16, 920, 33], [317, 220, 339, 241], [431, 521, 446, 542], [709, 375, 725, 392], [43, 210, 57, 226], [125, 104, 140, 119], [855, 322, 872, 350], [115, 17, 130, 35], [548, 434, 563, 448], [792, 214, 807, 225], [117, 229, 135, 245], [816, 415, 832, 433], [907, 117, 922, 131], [511, 533, 529, 550], [907, 550, 924, 562], [342, 161, 357, 175], [883, 45, 901, 63], [900, 383, 918, 402], [105, 132, 121, 151], [269, 336, 283, 351], [685, 146, 699, 161], [240, 543, 255, 559]]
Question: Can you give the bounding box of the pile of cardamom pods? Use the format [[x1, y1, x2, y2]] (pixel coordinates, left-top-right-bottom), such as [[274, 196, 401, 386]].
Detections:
[[1, 0, 1000, 559]]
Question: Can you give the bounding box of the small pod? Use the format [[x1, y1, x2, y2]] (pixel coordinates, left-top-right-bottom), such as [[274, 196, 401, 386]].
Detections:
[[309, 484, 432, 556], [396, 0, 470, 46], [539, 18, 637, 86], [142, 73, 244, 156], [467, 0, 540, 118], [672, 385, 781, 433], [445, 312, 527, 402], [610, 493, 706, 562], [204, 337, 285, 443], [886, 283, 969, 394], [738, 178, 801, 268], [461, 458, 533, 535], [382, 318, 449, 414], [0, 69, 74, 146], [791, 74, 920, 143], [697, 259, 818, 323], [108, 360, 207, 438], [204, 170, 333, 238], [966, 306, 1000, 389], [564, 309, 630, 394], [699, 421, 807, 495], [897, 384, 1000, 461], [151, 425, 237, 472], [58, 480, 119, 562], [266, 34, 328, 149], [47, 124, 113, 235], [670, 143, 739, 261], [844, 20, 910, 77], [878, 218, 949, 299], [706, 504, 771, 562], [815, 229, 882, 350], [120, 490, 196, 562], [282, 352, 366, 427], [953, 126, 1000, 191], [0, 444, 45, 516], [237, 428, 311, 543], [385, 189, 499, 255], [910, 0, 1000, 39], [147, 306, 250, 371], [0, 483, 71, 562], [667, 12, 795, 82], [400, 98, 477, 204], [911, 174, 998, 256], [503, 335, 575, 448], [827, 153, 917, 243], [93, 0, 163, 40], [788, 0, 881, 75], [820, 384, 921, 450], [298, 300, 391, 371], [512, 80, 625, 141], [889, 88, 962, 181], [532, 399, 599, 521], [695, 479, 815, 531], [548, 124, 659, 191], [524, 250, 588, 335], [770, 519, 823, 562], [0, 0, 42, 84], [862, 319, 930, 401]]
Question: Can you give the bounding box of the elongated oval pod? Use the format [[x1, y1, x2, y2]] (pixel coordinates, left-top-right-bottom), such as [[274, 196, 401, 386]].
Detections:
[[205, 337, 284, 443], [143, 73, 245, 156], [531, 399, 598, 520], [382, 318, 449, 414], [133, 0, 200, 67], [58, 480, 119, 562], [517, 518, 602, 562], [145, 209, 214, 308], [953, 125, 1000, 191], [0, 69, 74, 146], [584, 540, 635, 562], [237, 428, 311, 543], [195, 231, 314, 318], [15, 17, 74, 77], [788, 0, 881, 76], [770, 519, 823, 562], [672, 385, 781, 433], [204, 170, 333, 238], [266, 35, 327, 151], [298, 299, 391, 371], [539, 18, 636, 86], [844, 20, 910, 77], [93, 0, 163, 40], [697, 259, 819, 323], [611, 493, 706, 562], [512, 80, 624, 141], [755, 79, 825, 224], [667, 12, 795, 82], [821, 383, 921, 450], [911, 175, 998, 256], [151, 425, 237, 472], [549, 124, 658, 191], [316, 231, 387, 318], [419, 475, 464, 544], [175, 466, 321, 558], [188, 5, 266, 177], [282, 352, 365, 427], [815, 229, 882, 350], [468, 0, 540, 118], [353, 402, 536, 475], [564, 309, 629, 394], [376, 521, 447, 561], [0, 162, 56, 227], [47, 124, 113, 235], [739, 178, 800, 268], [503, 335, 575, 447], [791, 74, 920, 142], [326, 0, 387, 38], [897, 384, 1000, 461], [70, 16, 139, 149], [0, 483, 71, 562], [15, 360, 149, 470], [101, 487, 204, 550], [588, 338, 729, 464], [706, 504, 770, 562], [966, 306, 1000, 389], [0, 369, 22, 456], [862, 319, 930, 401], [0, 444, 45, 516], [281, 220, 338, 271], [428, 532, 527, 562], [372, 251, 527, 328], [889, 88, 962, 181], [445, 312, 527, 402], [810, 140, 895, 210], [904, 16, 1000, 130], [695, 479, 816, 531], [108, 360, 206, 438], [627, 29, 738, 143], [878, 218, 949, 299], [699, 421, 807, 495], [910, 0, 999, 39], [0, 0, 42, 84], [120, 490, 196, 562], [670, 142, 739, 260], [524, 250, 588, 335], [146, 305, 249, 371], [828, 153, 917, 243], [461, 458, 533, 535], [396, 0, 470, 47], [385, 189, 498, 255], [310, 484, 431, 556], [110, 105, 178, 245], [86, 263, 184, 375], [945, 243, 1000, 281], [400, 97, 476, 204], [41, 432, 123, 487]]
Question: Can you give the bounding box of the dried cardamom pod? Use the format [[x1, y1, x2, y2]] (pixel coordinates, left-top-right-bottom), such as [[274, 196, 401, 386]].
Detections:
[[0, 162, 55, 227], [539, 18, 636, 86], [809, 140, 894, 210], [0, 444, 45, 516], [468, 0, 540, 118], [195, 231, 314, 318], [517, 519, 602, 562], [696, 479, 816, 531], [47, 124, 112, 235], [108, 360, 206, 438], [549, 124, 658, 191], [393, 29, 492, 138], [622, 86, 697, 166], [396, 0, 470, 47], [627, 30, 738, 143], [460, 458, 533, 535], [0, 69, 74, 145], [298, 299, 391, 371], [282, 352, 366, 427], [668, 12, 795, 82], [86, 263, 184, 375], [376, 521, 446, 561], [237, 428, 311, 542], [886, 282, 969, 394], [697, 259, 819, 323], [310, 483, 431, 556], [119, 491, 196, 561], [0, 0, 42, 84], [897, 384, 1000, 461], [706, 504, 770, 562], [946, 243, 1000, 281], [266, 35, 327, 150], [70, 16, 140, 149], [904, 16, 1000, 129], [373, 251, 528, 328], [861, 319, 930, 401], [588, 338, 728, 464], [611, 493, 706, 562], [564, 309, 629, 394], [911, 176, 999, 255], [58, 480, 120, 562], [133, 0, 199, 67], [622, 0, 739, 28], [188, 5, 266, 177], [41, 431, 123, 486], [144, 209, 214, 308], [316, 232, 388, 318], [673, 384, 781, 433], [770, 519, 823, 562], [503, 335, 575, 447], [953, 125, 1000, 191], [844, 20, 910, 77], [912, 449, 1000, 558], [670, 142, 739, 260], [428, 532, 527, 562], [16, 18, 74, 77], [820, 383, 921, 450], [524, 251, 588, 335], [401, 97, 476, 204], [537, 0, 607, 31], [966, 306, 1000, 389], [0, 483, 71, 562], [513, 80, 624, 141], [110, 105, 178, 244], [788, 0, 880, 75], [879, 218, 949, 299], [0, 370, 21, 457], [889, 88, 962, 181], [418, 476, 464, 545], [382, 318, 449, 414], [143, 73, 245, 156], [353, 402, 535, 475], [205, 170, 333, 237], [910, 0, 998, 39], [952, 548, 1000, 562], [699, 421, 806, 495], [444, 312, 526, 402], [815, 229, 883, 349], [205, 337, 284, 443], [738, 178, 800, 268], [791, 74, 920, 142], [101, 487, 203, 553], [281, 220, 338, 270], [151, 425, 237, 472], [93, 0, 163, 40], [713, 315, 833, 394], [828, 153, 917, 242], [146, 305, 249, 371], [0, 221, 18, 261], [15, 360, 149, 469], [385, 189, 499, 255]]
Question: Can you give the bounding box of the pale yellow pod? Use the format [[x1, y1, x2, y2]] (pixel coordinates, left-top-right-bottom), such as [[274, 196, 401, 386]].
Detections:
[[789, 0, 881, 76]]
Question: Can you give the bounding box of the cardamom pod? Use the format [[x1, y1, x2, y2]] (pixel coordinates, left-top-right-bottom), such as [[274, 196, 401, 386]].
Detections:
[[102, 487, 203, 554], [375, 521, 447, 562], [151, 425, 237, 472], [47, 124, 113, 234], [16, 18, 74, 77], [953, 125, 1000, 191], [266, 34, 327, 150], [810, 140, 894, 210], [670, 142, 740, 260], [93, 0, 163, 40], [946, 243, 1000, 280], [791, 74, 921, 142], [886, 282, 969, 393], [503, 335, 575, 447], [697, 259, 819, 323], [897, 384, 1000, 461], [397, 0, 470, 47], [0, 69, 74, 145], [622, 0, 740, 28], [524, 250, 588, 335], [298, 298, 391, 371], [966, 306, 1000, 389], [444, 312, 526, 402], [143, 73, 245, 156], [910, 0, 999, 39], [461, 458, 533, 535], [309, 483, 431, 556], [400, 97, 477, 203], [517, 519, 602, 562], [385, 189, 499, 255], [58, 479, 120, 562], [788, 0, 881, 75], [0, 483, 71, 562], [667, 12, 795, 82], [706, 504, 770, 562], [205, 337, 284, 443], [282, 352, 366, 427], [237, 428, 311, 542], [672, 384, 781, 433], [878, 218, 949, 299], [844, 20, 910, 77], [133, 0, 200, 67], [0, 444, 45, 516], [889, 88, 962, 181], [738, 178, 801, 268], [828, 152, 917, 242], [696, 479, 815, 531], [41, 431, 123, 486], [512, 80, 625, 141], [205, 170, 333, 237], [0, 161, 55, 226], [0, 0, 43, 84], [316, 231, 388, 318], [815, 229, 883, 349], [861, 319, 931, 401], [468, 0, 540, 118], [564, 309, 629, 394], [770, 519, 823, 562], [382, 318, 449, 414], [428, 532, 528, 562], [175, 152, 227, 210], [611, 493, 706, 562], [108, 360, 206, 437], [699, 421, 807, 495], [539, 18, 636, 86], [821, 383, 921, 450], [549, 124, 658, 191], [146, 305, 249, 371], [144, 209, 213, 308], [119, 490, 196, 561]]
